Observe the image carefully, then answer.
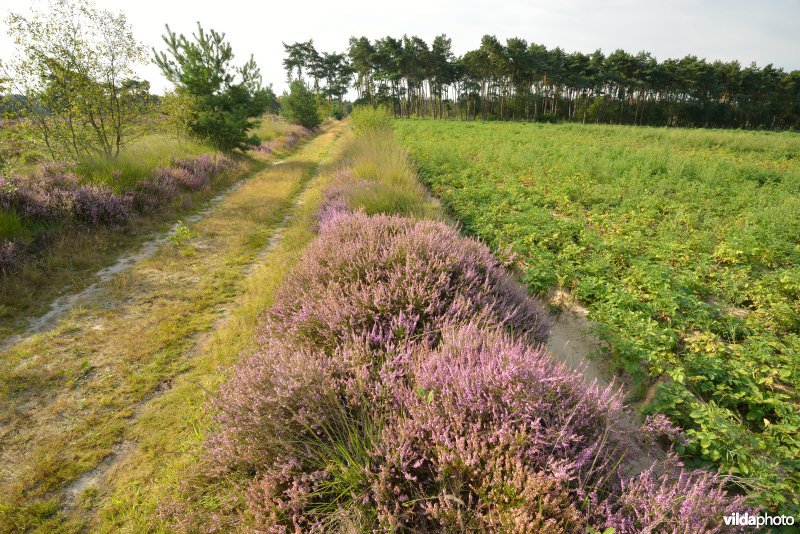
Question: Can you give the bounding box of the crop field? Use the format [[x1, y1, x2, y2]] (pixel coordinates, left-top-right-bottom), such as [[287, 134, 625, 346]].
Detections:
[[397, 119, 800, 510]]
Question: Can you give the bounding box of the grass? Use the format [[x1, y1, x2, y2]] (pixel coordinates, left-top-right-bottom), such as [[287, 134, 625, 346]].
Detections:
[[0, 116, 296, 340], [249, 114, 302, 142], [328, 109, 440, 220], [396, 119, 800, 512], [0, 120, 349, 532], [75, 135, 211, 192], [93, 123, 349, 532]]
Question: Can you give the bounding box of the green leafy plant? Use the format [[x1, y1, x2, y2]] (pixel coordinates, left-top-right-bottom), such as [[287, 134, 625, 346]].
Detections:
[[168, 220, 194, 248], [280, 80, 321, 129], [154, 23, 269, 153]]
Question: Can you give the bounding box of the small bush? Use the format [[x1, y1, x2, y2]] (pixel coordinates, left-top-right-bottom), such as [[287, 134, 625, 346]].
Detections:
[[267, 211, 552, 352], [280, 81, 321, 130], [602, 455, 748, 533], [71, 185, 133, 226], [133, 172, 180, 213], [350, 105, 393, 133]]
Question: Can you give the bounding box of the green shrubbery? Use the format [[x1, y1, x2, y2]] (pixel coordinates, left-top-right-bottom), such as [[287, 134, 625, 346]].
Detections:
[[350, 105, 393, 133], [280, 81, 321, 130]]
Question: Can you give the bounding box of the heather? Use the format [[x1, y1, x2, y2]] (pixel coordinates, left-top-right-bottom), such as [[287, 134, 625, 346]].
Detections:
[[0, 153, 236, 273], [171, 207, 746, 532], [267, 211, 551, 350], [398, 119, 800, 512], [256, 123, 312, 154]]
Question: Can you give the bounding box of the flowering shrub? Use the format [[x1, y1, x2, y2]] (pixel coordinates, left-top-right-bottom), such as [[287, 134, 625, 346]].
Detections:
[[71, 185, 133, 225], [266, 211, 551, 352], [0, 240, 18, 274], [170, 154, 235, 191], [0, 172, 73, 222], [165, 210, 746, 531], [133, 171, 180, 213], [602, 454, 749, 533]]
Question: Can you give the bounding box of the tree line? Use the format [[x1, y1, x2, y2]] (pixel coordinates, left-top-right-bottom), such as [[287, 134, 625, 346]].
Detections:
[[284, 35, 800, 130]]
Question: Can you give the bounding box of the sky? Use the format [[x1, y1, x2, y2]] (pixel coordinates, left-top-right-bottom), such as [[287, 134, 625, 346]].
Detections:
[[1, 0, 799, 95]]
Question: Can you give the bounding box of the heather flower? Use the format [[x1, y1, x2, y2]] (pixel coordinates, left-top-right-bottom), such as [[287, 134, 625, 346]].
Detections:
[[133, 172, 180, 213], [0, 240, 19, 274], [72, 185, 133, 225], [266, 211, 552, 352], [641, 413, 688, 448], [601, 454, 750, 533]]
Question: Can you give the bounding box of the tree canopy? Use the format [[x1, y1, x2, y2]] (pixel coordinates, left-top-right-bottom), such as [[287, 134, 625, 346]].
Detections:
[[1, 0, 151, 161], [154, 23, 271, 152], [285, 35, 800, 129]]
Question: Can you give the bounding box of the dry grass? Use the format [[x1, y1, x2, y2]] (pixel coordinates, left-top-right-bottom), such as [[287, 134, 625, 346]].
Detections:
[[0, 122, 349, 532], [0, 120, 296, 341]]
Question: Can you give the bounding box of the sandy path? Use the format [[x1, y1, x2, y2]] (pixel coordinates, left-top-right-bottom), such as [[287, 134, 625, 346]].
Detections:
[[0, 123, 347, 521]]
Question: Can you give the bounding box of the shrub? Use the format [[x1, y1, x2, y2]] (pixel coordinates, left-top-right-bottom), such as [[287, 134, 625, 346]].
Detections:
[[368, 324, 627, 530], [281, 80, 321, 130], [266, 211, 551, 352], [350, 105, 393, 133], [602, 455, 749, 533], [71, 185, 133, 226], [133, 172, 180, 213]]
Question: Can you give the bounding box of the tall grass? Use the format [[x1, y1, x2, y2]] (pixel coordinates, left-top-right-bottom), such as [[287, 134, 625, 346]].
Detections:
[[319, 108, 438, 219], [75, 135, 212, 192]]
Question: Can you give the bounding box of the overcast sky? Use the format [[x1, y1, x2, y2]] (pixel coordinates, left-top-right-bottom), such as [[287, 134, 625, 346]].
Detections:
[[1, 0, 798, 95]]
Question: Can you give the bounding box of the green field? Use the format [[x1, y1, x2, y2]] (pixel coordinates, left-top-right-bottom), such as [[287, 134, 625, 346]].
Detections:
[[396, 120, 800, 511]]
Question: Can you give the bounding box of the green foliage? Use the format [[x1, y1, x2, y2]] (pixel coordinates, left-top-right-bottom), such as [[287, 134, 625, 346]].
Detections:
[[158, 90, 199, 140], [350, 105, 393, 133], [154, 23, 268, 153], [0, 210, 24, 241], [280, 81, 321, 129], [167, 220, 194, 248], [327, 126, 436, 219], [397, 119, 800, 514], [2, 0, 151, 162]]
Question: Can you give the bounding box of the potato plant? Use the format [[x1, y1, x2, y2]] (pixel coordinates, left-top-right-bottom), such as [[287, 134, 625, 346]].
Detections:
[[397, 119, 800, 513]]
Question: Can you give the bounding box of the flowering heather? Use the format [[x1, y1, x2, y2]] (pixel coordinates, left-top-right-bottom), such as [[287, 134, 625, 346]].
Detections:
[[169, 154, 235, 191], [266, 211, 552, 352], [132, 172, 180, 213], [0, 172, 73, 222], [0, 240, 18, 274], [71, 185, 133, 226], [171, 210, 747, 531], [601, 454, 749, 533], [256, 126, 311, 154], [314, 168, 358, 229]]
